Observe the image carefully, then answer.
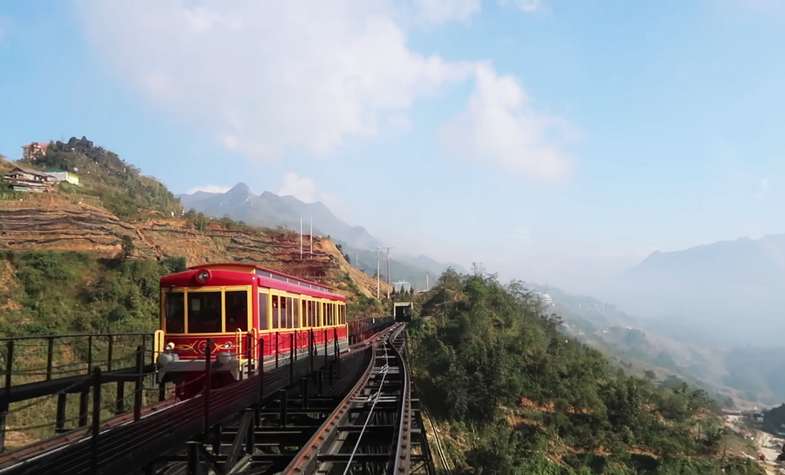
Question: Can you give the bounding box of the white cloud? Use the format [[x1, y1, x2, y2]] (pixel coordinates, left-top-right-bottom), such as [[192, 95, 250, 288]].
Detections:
[[79, 1, 470, 161], [187, 184, 232, 194], [277, 172, 350, 218], [440, 64, 571, 180], [79, 1, 570, 182], [412, 0, 482, 24], [277, 172, 319, 203], [500, 0, 544, 13]]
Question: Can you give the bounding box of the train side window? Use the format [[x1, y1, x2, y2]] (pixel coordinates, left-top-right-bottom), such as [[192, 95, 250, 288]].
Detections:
[[272, 295, 280, 329], [300, 299, 306, 328], [165, 292, 185, 333], [259, 292, 269, 330], [319, 302, 324, 326], [280, 297, 288, 328], [287, 297, 294, 328], [293, 298, 300, 328], [225, 290, 248, 332], [188, 291, 222, 333]]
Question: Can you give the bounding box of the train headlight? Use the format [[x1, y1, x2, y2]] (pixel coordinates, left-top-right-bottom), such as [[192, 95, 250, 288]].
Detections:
[[194, 269, 210, 285], [165, 342, 175, 351], [158, 351, 178, 367]]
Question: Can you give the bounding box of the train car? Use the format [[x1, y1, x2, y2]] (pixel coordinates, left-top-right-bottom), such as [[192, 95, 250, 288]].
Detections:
[[154, 263, 348, 393]]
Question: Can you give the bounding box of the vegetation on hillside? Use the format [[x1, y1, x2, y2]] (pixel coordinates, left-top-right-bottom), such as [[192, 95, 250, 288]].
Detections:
[[19, 137, 181, 219], [409, 270, 763, 474], [0, 251, 185, 336]]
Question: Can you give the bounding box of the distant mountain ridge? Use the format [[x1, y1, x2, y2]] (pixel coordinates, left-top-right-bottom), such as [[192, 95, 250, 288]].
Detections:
[[608, 233, 785, 352], [180, 183, 459, 288], [181, 183, 381, 250]]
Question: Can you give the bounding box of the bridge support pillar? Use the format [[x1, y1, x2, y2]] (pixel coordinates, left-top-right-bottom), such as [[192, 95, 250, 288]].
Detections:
[[0, 404, 7, 453], [278, 389, 288, 428], [187, 441, 203, 475], [55, 392, 67, 433], [300, 377, 309, 410]]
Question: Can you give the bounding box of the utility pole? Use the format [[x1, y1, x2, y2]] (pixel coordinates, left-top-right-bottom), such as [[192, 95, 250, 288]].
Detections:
[[299, 216, 303, 260], [384, 247, 392, 299], [309, 217, 313, 254], [376, 249, 380, 299]]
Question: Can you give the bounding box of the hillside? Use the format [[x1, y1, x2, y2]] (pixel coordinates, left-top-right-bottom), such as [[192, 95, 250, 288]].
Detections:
[[0, 139, 390, 317], [410, 271, 765, 474], [17, 137, 181, 219], [533, 285, 766, 407]]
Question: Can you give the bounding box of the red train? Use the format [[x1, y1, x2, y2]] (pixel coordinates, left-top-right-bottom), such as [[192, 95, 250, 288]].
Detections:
[[154, 263, 355, 392]]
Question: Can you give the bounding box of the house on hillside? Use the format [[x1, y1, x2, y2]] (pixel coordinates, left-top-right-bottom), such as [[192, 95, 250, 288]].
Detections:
[[21, 142, 49, 161], [45, 171, 80, 186], [3, 166, 57, 192]]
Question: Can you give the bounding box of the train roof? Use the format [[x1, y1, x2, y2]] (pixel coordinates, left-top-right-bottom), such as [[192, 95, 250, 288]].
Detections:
[[160, 263, 346, 302]]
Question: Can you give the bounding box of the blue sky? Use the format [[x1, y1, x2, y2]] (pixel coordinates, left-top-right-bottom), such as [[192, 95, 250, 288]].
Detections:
[[1, 0, 784, 292]]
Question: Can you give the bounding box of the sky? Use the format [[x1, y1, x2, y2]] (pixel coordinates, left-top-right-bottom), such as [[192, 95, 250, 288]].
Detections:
[[1, 0, 784, 294]]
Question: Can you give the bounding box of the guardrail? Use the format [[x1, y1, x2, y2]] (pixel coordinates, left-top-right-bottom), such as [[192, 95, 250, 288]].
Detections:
[[0, 316, 394, 457]]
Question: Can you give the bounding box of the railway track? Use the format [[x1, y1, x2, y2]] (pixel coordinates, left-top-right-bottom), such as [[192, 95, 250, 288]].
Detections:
[[284, 323, 432, 474]]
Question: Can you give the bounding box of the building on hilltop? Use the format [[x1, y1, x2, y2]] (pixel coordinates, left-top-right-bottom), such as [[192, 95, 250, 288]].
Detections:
[[3, 166, 57, 192], [21, 142, 49, 161]]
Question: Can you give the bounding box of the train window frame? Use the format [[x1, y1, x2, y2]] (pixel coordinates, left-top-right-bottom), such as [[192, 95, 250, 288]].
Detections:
[[280, 296, 289, 328], [225, 289, 250, 332], [186, 289, 223, 334], [259, 290, 270, 330], [163, 290, 185, 333], [272, 295, 280, 329]]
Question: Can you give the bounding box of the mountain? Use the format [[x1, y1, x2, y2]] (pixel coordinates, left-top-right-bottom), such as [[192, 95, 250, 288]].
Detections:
[[180, 183, 381, 250], [610, 234, 785, 346], [180, 184, 461, 289], [530, 284, 785, 407]]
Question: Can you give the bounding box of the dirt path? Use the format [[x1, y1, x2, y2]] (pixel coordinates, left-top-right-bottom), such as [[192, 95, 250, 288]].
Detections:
[[723, 414, 783, 475], [756, 431, 785, 475]]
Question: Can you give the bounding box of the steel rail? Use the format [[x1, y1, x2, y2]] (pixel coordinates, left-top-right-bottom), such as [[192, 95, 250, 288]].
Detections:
[[283, 323, 407, 474], [391, 330, 412, 474]]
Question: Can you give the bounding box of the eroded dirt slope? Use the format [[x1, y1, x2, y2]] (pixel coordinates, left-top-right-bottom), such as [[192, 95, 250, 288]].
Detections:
[[0, 193, 389, 299]]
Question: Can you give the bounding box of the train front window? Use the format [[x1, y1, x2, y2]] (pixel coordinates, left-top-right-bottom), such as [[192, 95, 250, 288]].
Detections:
[[188, 291, 222, 333], [225, 290, 248, 332], [165, 292, 185, 333]]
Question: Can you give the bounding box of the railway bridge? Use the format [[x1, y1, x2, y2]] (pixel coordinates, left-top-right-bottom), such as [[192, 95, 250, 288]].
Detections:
[[0, 320, 439, 474]]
